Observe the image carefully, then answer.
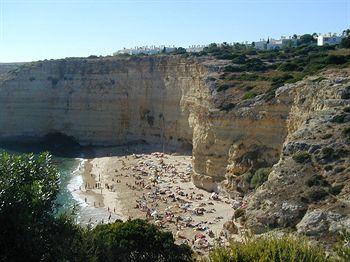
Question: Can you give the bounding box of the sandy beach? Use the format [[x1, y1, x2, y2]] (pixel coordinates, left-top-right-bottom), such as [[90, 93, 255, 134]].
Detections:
[[76, 145, 241, 251]]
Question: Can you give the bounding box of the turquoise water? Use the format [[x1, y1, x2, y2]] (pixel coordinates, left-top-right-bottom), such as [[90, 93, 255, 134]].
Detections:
[[0, 143, 123, 225], [0, 145, 82, 215]]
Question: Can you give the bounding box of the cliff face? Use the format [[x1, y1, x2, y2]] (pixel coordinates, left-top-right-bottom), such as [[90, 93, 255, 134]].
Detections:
[[0, 55, 349, 237], [0, 57, 210, 148], [0, 56, 289, 192], [245, 69, 350, 238]]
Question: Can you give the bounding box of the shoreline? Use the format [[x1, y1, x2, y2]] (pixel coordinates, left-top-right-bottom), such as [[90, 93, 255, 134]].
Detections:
[[74, 145, 239, 250]]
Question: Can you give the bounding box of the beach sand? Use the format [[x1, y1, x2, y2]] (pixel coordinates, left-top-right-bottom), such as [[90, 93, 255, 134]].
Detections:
[[76, 145, 241, 251]]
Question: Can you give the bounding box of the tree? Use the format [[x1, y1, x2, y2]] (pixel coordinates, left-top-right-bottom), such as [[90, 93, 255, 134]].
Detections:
[[299, 34, 316, 45], [173, 47, 187, 54], [340, 35, 350, 48], [84, 219, 192, 262], [0, 152, 82, 261]]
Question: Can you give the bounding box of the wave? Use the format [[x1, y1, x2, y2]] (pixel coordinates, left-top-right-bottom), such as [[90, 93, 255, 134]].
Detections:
[[67, 158, 88, 207]]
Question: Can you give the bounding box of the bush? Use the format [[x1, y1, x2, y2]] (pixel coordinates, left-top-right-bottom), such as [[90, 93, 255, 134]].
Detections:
[[172, 47, 187, 54], [292, 151, 311, 163], [236, 73, 260, 81], [0, 152, 80, 261], [331, 114, 346, 123], [329, 184, 344, 195], [271, 74, 294, 88], [307, 187, 328, 202], [232, 54, 247, 64], [326, 55, 348, 65], [217, 84, 231, 92], [250, 168, 271, 188], [242, 91, 257, 100], [207, 235, 328, 262], [340, 36, 350, 48], [334, 229, 350, 261], [224, 65, 244, 72], [233, 208, 245, 220], [278, 62, 301, 72], [306, 174, 329, 187], [343, 127, 350, 136], [84, 219, 192, 262], [220, 103, 236, 112], [321, 133, 332, 139]]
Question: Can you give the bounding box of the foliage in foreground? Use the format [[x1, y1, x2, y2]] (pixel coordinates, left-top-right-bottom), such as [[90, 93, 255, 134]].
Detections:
[[84, 219, 192, 262], [0, 152, 191, 262], [207, 234, 350, 262], [207, 236, 328, 262]]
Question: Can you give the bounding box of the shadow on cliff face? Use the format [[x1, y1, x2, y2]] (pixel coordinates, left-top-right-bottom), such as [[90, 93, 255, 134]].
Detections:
[[0, 133, 192, 158], [0, 132, 90, 158]]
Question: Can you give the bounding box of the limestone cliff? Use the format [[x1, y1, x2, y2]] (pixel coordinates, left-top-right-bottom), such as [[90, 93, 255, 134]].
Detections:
[[0, 56, 349, 239], [0, 57, 209, 148], [0, 56, 290, 192], [245, 69, 350, 239]]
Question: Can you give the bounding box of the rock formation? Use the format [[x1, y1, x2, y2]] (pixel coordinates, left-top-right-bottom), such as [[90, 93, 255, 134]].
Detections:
[[0, 56, 349, 239]]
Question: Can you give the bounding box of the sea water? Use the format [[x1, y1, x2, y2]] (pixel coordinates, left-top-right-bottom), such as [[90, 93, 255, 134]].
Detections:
[[0, 145, 84, 218], [0, 145, 121, 225]]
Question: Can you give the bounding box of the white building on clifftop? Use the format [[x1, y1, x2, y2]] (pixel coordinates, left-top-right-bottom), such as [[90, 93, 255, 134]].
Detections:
[[317, 33, 343, 46]]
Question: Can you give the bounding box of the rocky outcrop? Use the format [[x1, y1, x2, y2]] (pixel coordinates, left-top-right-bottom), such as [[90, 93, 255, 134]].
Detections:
[[245, 69, 350, 239]]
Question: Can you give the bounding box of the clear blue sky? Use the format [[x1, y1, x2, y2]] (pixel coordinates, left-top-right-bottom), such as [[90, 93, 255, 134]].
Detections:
[[0, 0, 349, 62]]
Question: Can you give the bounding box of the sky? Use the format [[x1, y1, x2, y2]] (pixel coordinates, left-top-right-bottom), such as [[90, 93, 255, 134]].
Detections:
[[0, 0, 349, 62]]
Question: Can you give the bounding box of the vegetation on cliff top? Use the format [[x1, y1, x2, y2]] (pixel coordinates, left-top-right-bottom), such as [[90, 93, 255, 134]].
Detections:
[[205, 43, 350, 106]]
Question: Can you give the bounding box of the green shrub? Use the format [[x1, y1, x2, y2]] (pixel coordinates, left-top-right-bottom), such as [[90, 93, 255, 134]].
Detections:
[[329, 184, 344, 195], [220, 103, 236, 112], [250, 168, 271, 188], [321, 147, 334, 158], [242, 91, 257, 100], [85, 219, 192, 262], [234, 73, 260, 81], [340, 35, 350, 48], [207, 77, 217, 81], [334, 229, 350, 261], [292, 151, 311, 163], [217, 84, 231, 92], [307, 187, 328, 201], [233, 208, 245, 220], [331, 114, 346, 123], [321, 133, 332, 139], [232, 54, 247, 64], [207, 235, 328, 262], [271, 74, 294, 87], [224, 65, 244, 72], [326, 55, 348, 65], [343, 126, 350, 136], [342, 88, 350, 99], [278, 62, 301, 72], [312, 76, 326, 83], [0, 152, 80, 261], [306, 174, 329, 187]]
